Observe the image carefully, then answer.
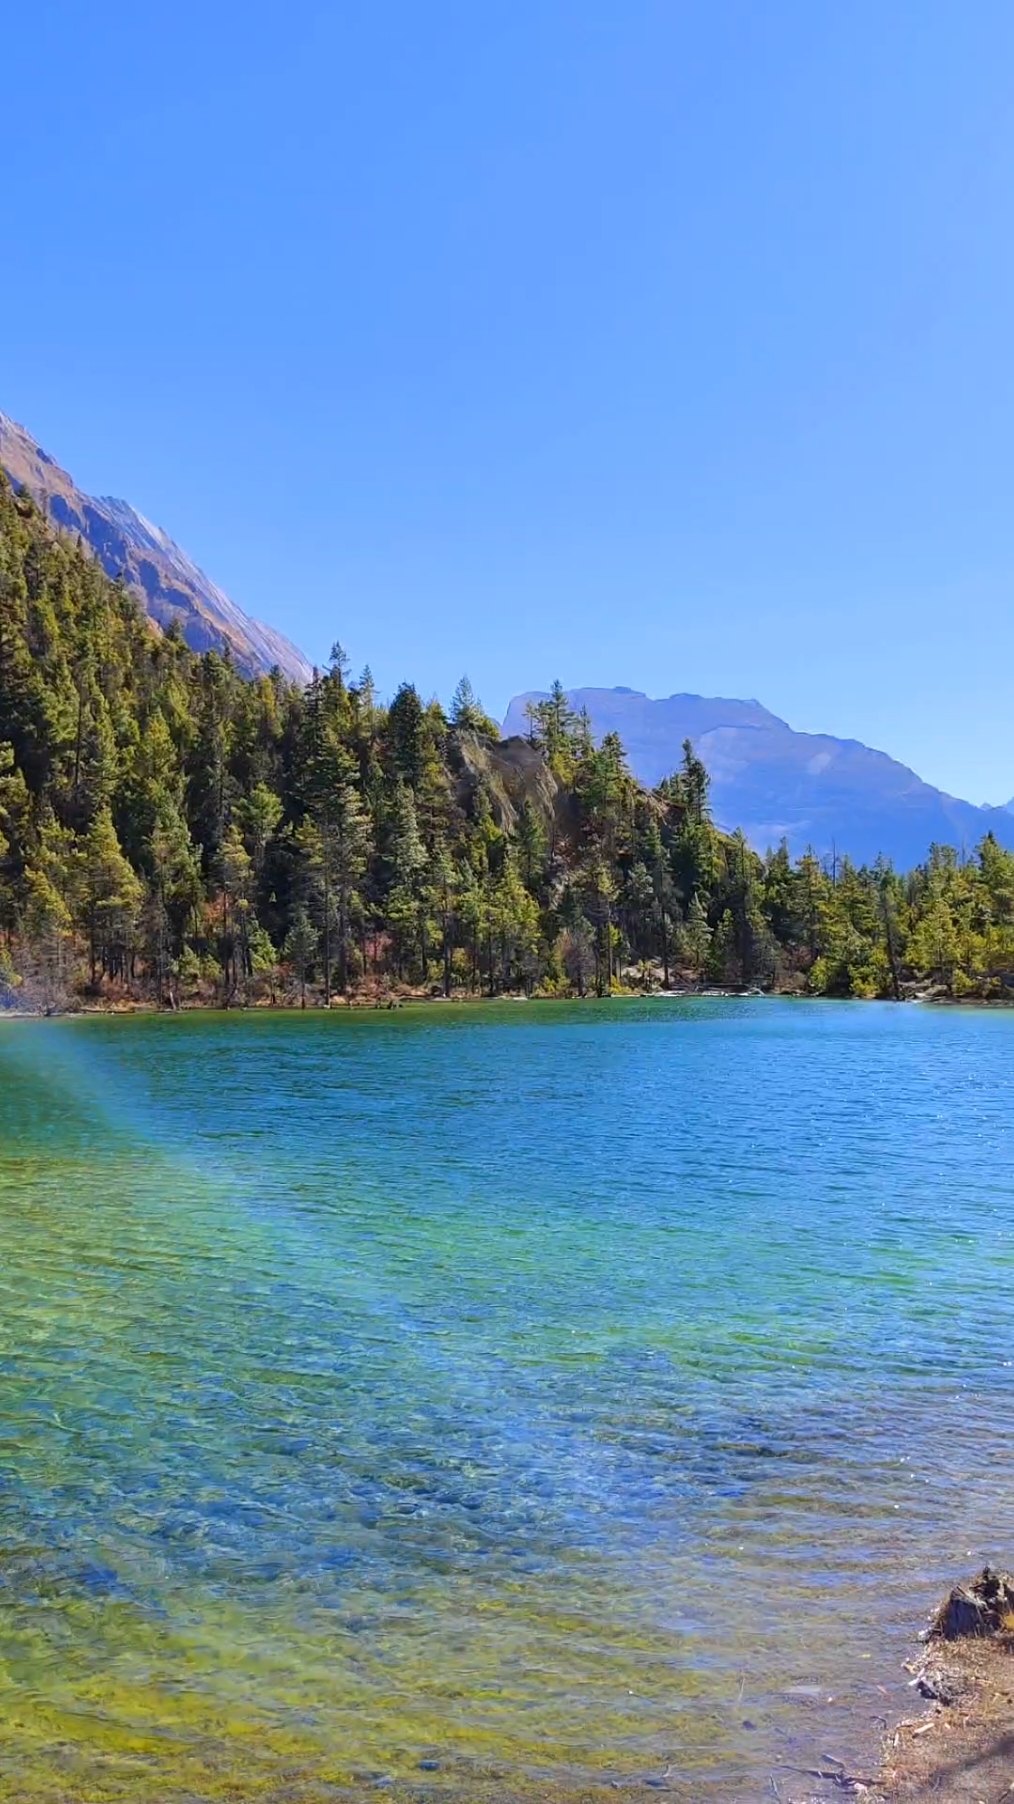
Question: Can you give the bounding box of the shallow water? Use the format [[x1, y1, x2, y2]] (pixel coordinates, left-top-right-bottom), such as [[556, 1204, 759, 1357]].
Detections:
[[0, 999, 1011, 1800]]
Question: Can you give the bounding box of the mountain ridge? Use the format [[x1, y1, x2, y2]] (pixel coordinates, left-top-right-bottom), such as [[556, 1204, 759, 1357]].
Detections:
[[0, 411, 312, 685], [504, 686, 1014, 868]]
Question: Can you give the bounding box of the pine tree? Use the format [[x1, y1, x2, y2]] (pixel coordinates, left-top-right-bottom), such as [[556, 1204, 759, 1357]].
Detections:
[[283, 905, 318, 1007], [683, 891, 712, 977], [74, 805, 143, 985]]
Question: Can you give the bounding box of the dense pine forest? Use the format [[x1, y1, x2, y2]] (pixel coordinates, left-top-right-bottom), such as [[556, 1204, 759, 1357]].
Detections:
[[1, 469, 1013, 1010]]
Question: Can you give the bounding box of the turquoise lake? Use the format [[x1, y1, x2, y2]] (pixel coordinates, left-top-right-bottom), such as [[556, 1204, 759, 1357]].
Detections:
[[0, 999, 1011, 1801]]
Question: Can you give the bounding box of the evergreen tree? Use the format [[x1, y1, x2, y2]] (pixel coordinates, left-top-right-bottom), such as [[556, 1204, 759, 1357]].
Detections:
[[682, 890, 712, 977], [74, 805, 143, 985], [3, 471, 1013, 1009], [283, 905, 318, 1008]]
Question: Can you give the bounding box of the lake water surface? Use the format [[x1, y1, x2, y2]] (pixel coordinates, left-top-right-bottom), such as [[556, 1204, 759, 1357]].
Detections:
[[0, 1000, 1011, 1801]]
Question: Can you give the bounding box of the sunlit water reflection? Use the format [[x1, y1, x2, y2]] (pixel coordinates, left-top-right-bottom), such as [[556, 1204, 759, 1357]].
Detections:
[[0, 1000, 1011, 1800]]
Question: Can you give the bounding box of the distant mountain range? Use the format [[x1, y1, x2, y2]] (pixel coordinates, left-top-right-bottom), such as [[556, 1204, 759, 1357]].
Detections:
[[0, 412, 312, 685], [504, 687, 1014, 868]]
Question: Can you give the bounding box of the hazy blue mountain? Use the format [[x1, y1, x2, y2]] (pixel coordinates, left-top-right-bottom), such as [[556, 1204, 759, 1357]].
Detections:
[[0, 411, 312, 685], [504, 687, 1014, 867]]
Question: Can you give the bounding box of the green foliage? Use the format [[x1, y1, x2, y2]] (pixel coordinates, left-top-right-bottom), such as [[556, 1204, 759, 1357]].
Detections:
[[451, 675, 500, 739], [2, 472, 1013, 1009]]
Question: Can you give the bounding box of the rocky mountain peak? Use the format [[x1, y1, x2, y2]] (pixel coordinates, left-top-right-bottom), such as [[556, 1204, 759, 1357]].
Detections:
[[0, 411, 312, 686]]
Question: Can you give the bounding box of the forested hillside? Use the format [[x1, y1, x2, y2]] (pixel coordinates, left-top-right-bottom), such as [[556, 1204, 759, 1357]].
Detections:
[[2, 471, 1013, 1009]]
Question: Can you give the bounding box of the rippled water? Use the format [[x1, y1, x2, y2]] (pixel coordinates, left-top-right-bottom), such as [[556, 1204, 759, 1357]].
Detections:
[[0, 1000, 1012, 1801]]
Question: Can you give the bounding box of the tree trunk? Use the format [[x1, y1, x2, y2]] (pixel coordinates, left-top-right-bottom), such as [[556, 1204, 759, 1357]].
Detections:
[[73, 687, 84, 807], [881, 895, 902, 1001], [337, 891, 348, 995], [322, 860, 332, 1006]]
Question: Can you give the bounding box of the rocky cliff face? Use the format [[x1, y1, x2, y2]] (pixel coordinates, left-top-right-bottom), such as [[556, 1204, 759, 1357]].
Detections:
[[0, 412, 312, 685], [504, 687, 1014, 867]]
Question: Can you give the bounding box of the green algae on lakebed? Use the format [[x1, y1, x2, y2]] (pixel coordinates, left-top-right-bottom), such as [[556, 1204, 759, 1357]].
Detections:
[[0, 999, 1012, 1800]]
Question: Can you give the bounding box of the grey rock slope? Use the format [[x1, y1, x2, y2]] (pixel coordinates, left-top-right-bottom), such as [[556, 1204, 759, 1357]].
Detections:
[[504, 687, 1014, 867], [0, 411, 312, 685]]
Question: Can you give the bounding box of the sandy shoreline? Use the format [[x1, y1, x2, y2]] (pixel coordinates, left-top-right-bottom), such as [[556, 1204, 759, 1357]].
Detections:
[[871, 1633, 1014, 1802], [807, 1571, 1014, 1804]]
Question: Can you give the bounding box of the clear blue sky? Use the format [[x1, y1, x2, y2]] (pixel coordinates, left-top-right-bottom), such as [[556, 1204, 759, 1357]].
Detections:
[[4, 1, 1014, 802]]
